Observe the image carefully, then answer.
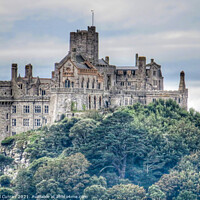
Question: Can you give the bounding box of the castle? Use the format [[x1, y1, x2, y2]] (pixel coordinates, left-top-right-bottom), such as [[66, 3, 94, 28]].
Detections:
[[0, 26, 188, 140]]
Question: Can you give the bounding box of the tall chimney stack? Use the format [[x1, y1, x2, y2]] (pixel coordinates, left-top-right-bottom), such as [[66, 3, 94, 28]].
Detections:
[[11, 63, 18, 81]]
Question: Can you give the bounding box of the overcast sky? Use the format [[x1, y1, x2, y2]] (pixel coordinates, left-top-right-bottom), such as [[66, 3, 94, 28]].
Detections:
[[0, 0, 199, 111]]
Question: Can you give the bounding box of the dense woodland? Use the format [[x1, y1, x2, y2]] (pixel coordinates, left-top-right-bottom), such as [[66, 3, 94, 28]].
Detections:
[[1, 99, 200, 200]]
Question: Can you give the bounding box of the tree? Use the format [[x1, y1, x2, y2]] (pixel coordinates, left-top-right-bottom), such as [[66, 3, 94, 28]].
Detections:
[[0, 188, 14, 200], [0, 175, 11, 187], [34, 153, 90, 196], [148, 185, 166, 200], [82, 185, 106, 200], [176, 190, 197, 200], [104, 184, 146, 200], [36, 179, 64, 200], [15, 169, 35, 196], [0, 154, 13, 173]]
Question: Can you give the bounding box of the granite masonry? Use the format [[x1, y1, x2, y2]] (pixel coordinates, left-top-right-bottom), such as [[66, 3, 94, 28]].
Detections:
[[0, 26, 188, 140]]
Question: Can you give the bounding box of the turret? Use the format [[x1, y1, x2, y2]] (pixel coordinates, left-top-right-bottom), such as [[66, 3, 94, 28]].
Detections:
[[11, 63, 18, 81], [179, 71, 186, 92]]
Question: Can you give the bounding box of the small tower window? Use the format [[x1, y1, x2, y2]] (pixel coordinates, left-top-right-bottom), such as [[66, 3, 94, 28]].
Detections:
[[65, 80, 70, 88]]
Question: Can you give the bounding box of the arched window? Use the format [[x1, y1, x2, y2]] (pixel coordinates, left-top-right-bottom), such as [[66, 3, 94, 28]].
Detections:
[[65, 80, 70, 88], [81, 78, 84, 88], [89, 96, 91, 109], [92, 78, 95, 89], [99, 96, 102, 109], [87, 78, 90, 89], [94, 96, 96, 109]]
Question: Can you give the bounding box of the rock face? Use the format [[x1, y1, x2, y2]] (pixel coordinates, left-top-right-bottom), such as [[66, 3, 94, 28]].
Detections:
[[0, 140, 30, 178]]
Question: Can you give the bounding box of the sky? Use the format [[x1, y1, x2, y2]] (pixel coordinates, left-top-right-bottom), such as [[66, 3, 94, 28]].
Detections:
[[0, 0, 199, 111]]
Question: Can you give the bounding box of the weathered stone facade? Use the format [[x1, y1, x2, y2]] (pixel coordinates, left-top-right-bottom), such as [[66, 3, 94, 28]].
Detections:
[[0, 26, 188, 140]]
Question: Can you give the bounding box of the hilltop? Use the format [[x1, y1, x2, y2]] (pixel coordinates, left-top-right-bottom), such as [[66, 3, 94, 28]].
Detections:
[[0, 99, 200, 200]]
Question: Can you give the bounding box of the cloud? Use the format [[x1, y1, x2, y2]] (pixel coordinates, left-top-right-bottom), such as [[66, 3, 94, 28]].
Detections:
[[0, 0, 200, 32]]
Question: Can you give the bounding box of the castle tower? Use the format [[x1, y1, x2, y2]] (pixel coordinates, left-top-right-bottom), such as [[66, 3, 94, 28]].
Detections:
[[11, 63, 18, 81], [179, 71, 186, 92], [70, 26, 99, 65]]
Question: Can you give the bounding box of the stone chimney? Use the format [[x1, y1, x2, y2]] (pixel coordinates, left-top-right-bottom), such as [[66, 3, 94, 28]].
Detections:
[[179, 71, 186, 92], [25, 64, 33, 78], [11, 63, 18, 81], [138, 56, 146, 67], [151, 59, 154, 63], [135, 53, 138, 66], [105, 56, 109, 64]]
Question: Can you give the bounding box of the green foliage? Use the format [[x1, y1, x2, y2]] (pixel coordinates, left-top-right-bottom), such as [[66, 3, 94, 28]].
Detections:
[[34, 153, 90, 196], [148, 185, 166, 200], [36, 179, 64, 199], [83, 185, 106, 200], [60, 114, 65, 121], [104, 184, 146, 200], [14, 169, 35, 196], [1, 137, 14, 146], [0, 154, 14, 173], [26, 117, 80, 161], [82, 104, 86, 111], [71, 101, 77, 112], [0, 175, 11, 187], [0, 188, 14, 200], [2, 99, 200, 198]]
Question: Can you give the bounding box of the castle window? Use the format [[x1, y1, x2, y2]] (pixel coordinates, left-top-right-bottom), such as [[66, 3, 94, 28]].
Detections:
[[35, 105, 41, 113], [128, 82, 131, 86], [44, 105, 49, 113], [121, 82, 124, 86], [153, 80, 157, 86], [6, 126, 8, 132], [179, 98, 181, 103], [132, 70, 135, 75], [153, 98, 156, 103], [12, 105, 16, 113], [98, 83, 101, 89], [87, 79, 90, 89], [42, 90, 46, 95], [12, 132, 16, 136], [94, 96, 96, 109], [153, 71, 157, 76], [72, 82, 74, 88], [23, 119, 29, 126], [44, 118, 47, 124], [65, 80, 70, 88], [23, 105, 30, 113], [12, 119, 16, 126], [89, 96, 91, 109], [92, 79, 95, 89], [125, 99, 128, 105], [6, 113, 9, 119], [35, 119, 41, 126], [123, 71, 127, 76], [81, 78, 84, 88], [99, 97, 102, 109]]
